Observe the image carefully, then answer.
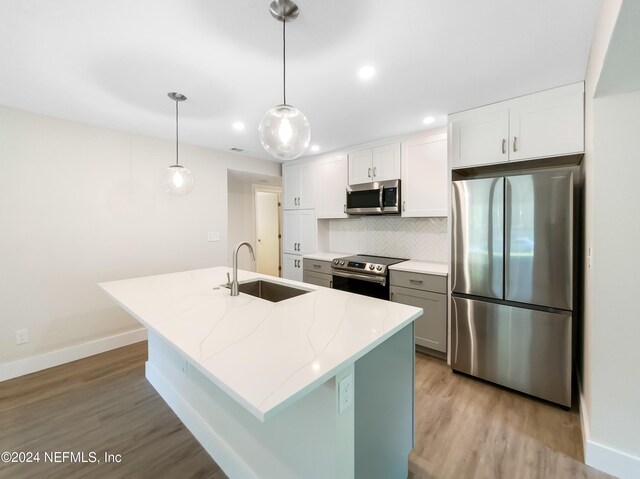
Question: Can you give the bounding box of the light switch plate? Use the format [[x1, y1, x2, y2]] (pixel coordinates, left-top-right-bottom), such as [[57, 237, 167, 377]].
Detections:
[[207, 232, 221, 242], [338, 374, 353, 413]]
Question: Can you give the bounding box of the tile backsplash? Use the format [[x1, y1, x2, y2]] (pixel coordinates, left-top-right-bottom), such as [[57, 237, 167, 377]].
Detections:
[[325, 217, 448, 263]]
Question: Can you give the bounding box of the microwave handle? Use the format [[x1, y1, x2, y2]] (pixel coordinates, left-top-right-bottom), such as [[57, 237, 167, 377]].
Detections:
[[379, 186, 384, 211]]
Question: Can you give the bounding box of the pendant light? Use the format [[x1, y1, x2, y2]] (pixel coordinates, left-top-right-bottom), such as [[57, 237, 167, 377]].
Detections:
[[259, 0, 310, 161], [164, 92, 195, 195]]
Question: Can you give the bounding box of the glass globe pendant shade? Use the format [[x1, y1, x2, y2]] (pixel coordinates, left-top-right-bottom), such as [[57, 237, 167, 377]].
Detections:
[[259, 104, 310, 161], [164, 164, 194, 195]]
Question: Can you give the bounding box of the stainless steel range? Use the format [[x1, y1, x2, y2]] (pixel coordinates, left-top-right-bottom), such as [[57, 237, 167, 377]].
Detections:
[[331, 254, 407, 299]]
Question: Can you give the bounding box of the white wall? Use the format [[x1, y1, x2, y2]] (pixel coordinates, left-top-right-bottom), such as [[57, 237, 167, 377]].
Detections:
[[0, 106, 280, 365], [581, 1, 640, 477]]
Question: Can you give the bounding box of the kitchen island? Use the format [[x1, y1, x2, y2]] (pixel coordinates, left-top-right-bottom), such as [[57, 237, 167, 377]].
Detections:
[[100, 267, 422, 479]]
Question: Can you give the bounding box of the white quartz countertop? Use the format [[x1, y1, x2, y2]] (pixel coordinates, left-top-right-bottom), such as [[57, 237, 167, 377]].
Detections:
[[99, 267, 421, 422], [389, 260, 449, 276], [302, 252, 353, 262]]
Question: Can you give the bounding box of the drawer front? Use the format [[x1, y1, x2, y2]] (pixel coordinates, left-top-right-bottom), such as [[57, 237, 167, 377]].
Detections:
[[303, 271, 332, 288], [389, 270, 447, 294], [390, 286, 447, 353], [303, 258, 332, 275]]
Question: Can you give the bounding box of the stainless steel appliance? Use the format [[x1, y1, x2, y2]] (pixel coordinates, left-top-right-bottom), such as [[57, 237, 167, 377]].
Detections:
[[450, 167, 577, 407], [346, 180, 401, 215], [332, 254, 406, 299]]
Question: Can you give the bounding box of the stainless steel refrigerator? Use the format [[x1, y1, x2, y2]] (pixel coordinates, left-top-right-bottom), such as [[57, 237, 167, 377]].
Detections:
[[450, 167, 577, 407]]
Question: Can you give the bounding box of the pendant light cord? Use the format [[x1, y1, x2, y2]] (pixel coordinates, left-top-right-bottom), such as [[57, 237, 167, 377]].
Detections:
[[175, 99, 179, 166], [282, 19, 287, 106]]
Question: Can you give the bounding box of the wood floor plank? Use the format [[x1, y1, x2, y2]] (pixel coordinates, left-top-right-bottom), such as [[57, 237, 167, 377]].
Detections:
[[0, 343, 614, 479]]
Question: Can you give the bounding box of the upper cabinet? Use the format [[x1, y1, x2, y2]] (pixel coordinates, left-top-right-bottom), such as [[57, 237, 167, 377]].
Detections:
[[401, 134, 448, 217], [449, 82, 584, 169], [316, 153, 348, 219], [283, 162, 315, 210], [348, 143, 401, 185]]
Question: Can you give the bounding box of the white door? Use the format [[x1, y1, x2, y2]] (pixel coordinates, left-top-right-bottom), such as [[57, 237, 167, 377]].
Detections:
[[255, 191, 281, 277], [508, 82, 584, 162], [282, 253, 303, 282], [282, 209, 299, 254], [282, 164, 299, 209], [372, 143, 401, 181], [401, 134, 448, 217], [348, 148, 373, 185], [316, 153, 348, 218], [297, 209, 317, 254], [450, 109, 509, 168]]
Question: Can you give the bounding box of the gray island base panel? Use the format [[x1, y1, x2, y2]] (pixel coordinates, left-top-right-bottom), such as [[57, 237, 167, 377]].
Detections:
[[99, 267, 421, 479]]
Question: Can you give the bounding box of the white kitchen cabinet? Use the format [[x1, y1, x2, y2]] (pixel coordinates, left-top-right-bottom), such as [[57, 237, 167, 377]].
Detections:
[[508, 83, 584, 161], [282, 209, 316, 255], [316, 153, 348, 218], [348, 143, 401, 185], [282, 253, 303, 282], [450, 109, 509, 168], [449, 82, 584, 169], [390, 270, 447, 354], [283, 161, 315, 210], [401, 134, 448, 217]]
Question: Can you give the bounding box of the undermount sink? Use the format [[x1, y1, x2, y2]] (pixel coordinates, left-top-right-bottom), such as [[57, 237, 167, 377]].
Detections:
[[226, 279, 310, 303]]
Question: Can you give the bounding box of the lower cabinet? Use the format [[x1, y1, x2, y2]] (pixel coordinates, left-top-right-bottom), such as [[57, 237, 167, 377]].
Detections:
[[283, 253, 304, 282], [390, 270, 447, 354], [302, 258, 332, 288]]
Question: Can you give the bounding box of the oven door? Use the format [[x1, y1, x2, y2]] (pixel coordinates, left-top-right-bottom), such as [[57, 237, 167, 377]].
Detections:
[[331, 270, 390, 299]]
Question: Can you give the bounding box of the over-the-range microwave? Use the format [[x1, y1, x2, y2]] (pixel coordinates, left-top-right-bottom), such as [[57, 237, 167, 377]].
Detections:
[[345, 179, 401, 215]]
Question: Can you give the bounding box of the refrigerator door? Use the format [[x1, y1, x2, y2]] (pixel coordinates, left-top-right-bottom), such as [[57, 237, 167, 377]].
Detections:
[[505, 170, 573, 310], [451, 177, 504, 299], [451, 296, 572, 406]]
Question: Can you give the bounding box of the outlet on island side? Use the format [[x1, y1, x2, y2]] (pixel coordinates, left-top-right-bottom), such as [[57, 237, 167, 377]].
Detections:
[[207, 232, 221, 242], [338, 374, 353, 413], [15, 329, 29, 345]]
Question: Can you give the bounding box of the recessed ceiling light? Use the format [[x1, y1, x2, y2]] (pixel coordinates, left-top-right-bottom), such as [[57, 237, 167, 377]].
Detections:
[[423, 116, 435, 125], [232, 121, 245, 131], [358, 65, 375, 80], [310, 145, 320, 153]]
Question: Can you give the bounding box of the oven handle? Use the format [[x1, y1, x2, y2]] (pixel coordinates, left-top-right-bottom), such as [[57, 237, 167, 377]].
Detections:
[[332, 269, 387, 285]]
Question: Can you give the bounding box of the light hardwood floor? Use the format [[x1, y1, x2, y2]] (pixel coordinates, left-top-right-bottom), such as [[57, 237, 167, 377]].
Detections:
[[0, 343, 612, 479]]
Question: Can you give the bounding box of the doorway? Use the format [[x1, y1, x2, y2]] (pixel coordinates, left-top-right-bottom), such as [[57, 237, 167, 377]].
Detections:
[[254, 188, 282, 277]]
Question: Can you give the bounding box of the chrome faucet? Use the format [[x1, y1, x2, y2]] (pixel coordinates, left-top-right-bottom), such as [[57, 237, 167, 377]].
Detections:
[[230, 241, 255, 296]]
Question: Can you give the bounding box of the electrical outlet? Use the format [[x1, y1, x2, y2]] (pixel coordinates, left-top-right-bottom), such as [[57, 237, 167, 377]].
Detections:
[[15, 329, 29, 345], [338, 374, 353, 413], [207, 232, 220, 242]]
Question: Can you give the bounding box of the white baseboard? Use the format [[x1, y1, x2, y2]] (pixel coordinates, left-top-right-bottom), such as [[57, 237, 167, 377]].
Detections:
[[0, 328, 147, 382], [579, 377, 640, 478]]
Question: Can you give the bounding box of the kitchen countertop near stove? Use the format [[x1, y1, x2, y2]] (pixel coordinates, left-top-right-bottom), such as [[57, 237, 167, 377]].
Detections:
[[99, 267, 422, 422], [389, 260, 449, 276], [302, 252, 354, 262]]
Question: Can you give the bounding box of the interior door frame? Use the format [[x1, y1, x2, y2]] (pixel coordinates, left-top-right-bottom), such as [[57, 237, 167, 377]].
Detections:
[[252, 185, 283, 277]]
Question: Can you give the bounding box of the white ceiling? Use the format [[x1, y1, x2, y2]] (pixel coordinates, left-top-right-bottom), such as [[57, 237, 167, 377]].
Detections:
[[0, 0, 599, 162]]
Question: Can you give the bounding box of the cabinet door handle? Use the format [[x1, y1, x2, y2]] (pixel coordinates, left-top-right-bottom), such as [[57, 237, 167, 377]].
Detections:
[[373, 166, 377, 177], [313, 264, 321, 268], [390, 292, 394, 301], [329, 280, 333, 288], [513, 136, 518, 152], [403, 201, 406, 212], [344, 204, 346, 213], [368, 167, 372, 178], [502, 138, 506, 154], [409, 279, 423, 284]]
